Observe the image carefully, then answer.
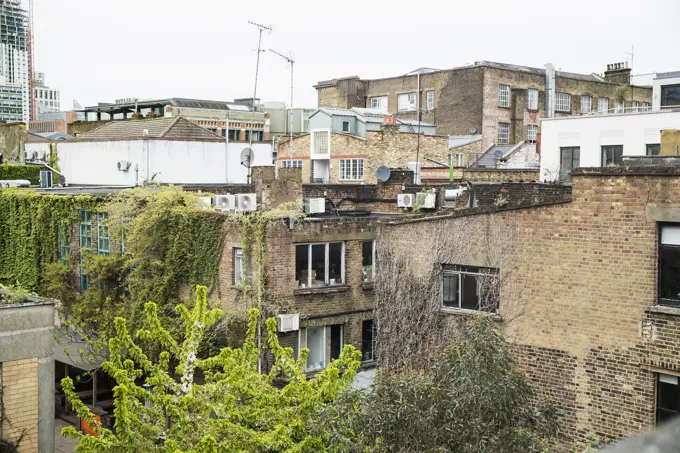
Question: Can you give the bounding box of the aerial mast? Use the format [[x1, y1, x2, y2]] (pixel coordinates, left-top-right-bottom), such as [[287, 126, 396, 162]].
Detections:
[[269, 48, 295, 162]]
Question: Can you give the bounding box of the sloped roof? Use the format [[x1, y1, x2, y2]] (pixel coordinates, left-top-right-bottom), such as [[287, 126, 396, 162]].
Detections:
[[470, 144, 514, 168], [77, 117, 222, 140], [313, 107, 434, 127], [449, 135, 482, 149]]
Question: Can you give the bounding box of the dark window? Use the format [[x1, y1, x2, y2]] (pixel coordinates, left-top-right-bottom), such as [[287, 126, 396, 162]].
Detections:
[[295, 242, 344, 288], [227, 129, 240, 141], [647, 144, 661, 156], [295, 244, 309, 288], [362, 320, 376, 361], [342, 121, 350, 132], [661, 84, 680, 108], [246, 130, 264, 141], [362, 240, 375, 283], [441, 265, 499, 313], [657, 373, 680, 423], [330, 324, 343, 361], [602, 145, 623, 166], [659, 225, 680, 307], [560, 147, 580, 183]]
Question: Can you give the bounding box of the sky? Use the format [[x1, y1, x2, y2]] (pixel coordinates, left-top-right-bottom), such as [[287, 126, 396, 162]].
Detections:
[[31, 0, 680, 110]]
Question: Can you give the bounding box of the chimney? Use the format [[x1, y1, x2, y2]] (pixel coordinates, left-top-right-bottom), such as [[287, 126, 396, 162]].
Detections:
[[383, 114, 397, 125], [604, 62, 631, 85]]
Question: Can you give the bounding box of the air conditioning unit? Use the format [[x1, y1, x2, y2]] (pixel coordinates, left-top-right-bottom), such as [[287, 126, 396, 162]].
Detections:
[[39, 171, 52, 188], [397, 193, 413, 208], [416, 191, 436, 209], [305, 198, 325, 214], [276, 313, 300, 333], [117, 160, 132, 172], [236, 193, 257, 212], [196, 196, 212, 209], [214, 194, 236, 211]]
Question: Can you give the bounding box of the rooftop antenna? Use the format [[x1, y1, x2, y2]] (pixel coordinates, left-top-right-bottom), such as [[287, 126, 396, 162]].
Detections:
[[625, 45, 635, 105], [269, 48, 295, 163]]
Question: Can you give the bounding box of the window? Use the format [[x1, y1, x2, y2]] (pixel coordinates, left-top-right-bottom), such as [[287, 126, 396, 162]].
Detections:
[[601, 145, 623, 166], [295, 242, 344, 288], [370, 96, 388, 112], [498, 84, 510, 107], [455, 153, 464, 167], [397, 93, 416, 112], [305, 326, 326, 371], [234, 247, 246, 284], [598, 97, 609, 113], [497, 122, 509, 144], [641, 102, 650, 112], [581, 95, 592, 114], [227, 129, 240, 141], [614, 102, 624, 114], [632, 101, 639, 113], [659, 225, 680, 307], [647, 144, 661, 156], [560, 147, 580, 183], [426, 90, 435, 110], [362, 320, 376, 361], [330, 324, 343, 361], [311, 129, 330, 156], [527, 124, 538, 142], [555, 93, 571, 112], [342, 120, 350, 133], [657, 373, 680, 423], [121, 230, 126, 255], [527, 88, 538, 110], [281, 159, 302, 169], [339, 158, 364, 181], [362, 240, 376, 283], [661, 85, 680, 108], [97, 213, 110, 255], [79, 210, 92, 292], [441, 265, 499, 312], [59, 225, 70, 265], [246, 130, 264, 141]]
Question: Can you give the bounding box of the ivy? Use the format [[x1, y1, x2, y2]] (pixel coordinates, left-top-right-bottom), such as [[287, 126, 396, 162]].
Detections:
[[0, 164, 57, 185]]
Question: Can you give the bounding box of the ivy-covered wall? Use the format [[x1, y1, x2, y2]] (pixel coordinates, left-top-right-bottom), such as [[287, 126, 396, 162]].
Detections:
[[0, 164, 44, 185]]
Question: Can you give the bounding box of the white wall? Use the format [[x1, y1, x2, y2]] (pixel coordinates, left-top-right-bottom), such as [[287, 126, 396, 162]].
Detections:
[[54, 139, 273, 186], [540, 111, 680, 181]]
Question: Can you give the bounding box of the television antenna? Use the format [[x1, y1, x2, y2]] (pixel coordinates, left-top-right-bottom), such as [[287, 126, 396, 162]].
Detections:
[[247, 21, 273, 147], [269, 48, 295, 163]]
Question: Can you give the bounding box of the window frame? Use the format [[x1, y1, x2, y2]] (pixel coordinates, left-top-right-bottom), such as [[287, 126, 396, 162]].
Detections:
[[581, 95, 592, 114], [527, 88, 538, 110], [641, 102, 650, 112], [527, 124, 538, 143], [361, 319, 376, 362], [555, 92, 571, 112], [310, 128, 331, 156], [455, 153, 464, 167], [97, 213, 110, 255], [441, 265, 500, 313], [658, 224, 680, 307], [647, 144, 661, 156], [661, 84, 680, 108], [497, 122, 510, 144], [339, 158, 364, 181], [601, 145, 623, 166], [59, 224, 70, 265], [657, 372, 680, 423], [295, 242, 345, 288], [426, 90, 435, 110], [303, 326, 327, 372], [234, 247, 246, 285], [397, 92, 417, 112], [281, 159, 302, 169], [342, 120, 351, 133], [498, 84, 511, 108], [362, 240, 376, 284], [598, 97, 609, 114], [370, 95, 388, 112], [560, 147, 580, 183], [631, 101, 639, 113]]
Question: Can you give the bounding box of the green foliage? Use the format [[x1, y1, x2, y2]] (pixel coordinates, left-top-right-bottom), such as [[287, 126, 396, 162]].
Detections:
[[0, 283, 34, 306], [615, 84, 631, 104], [61, 286, 362, 453], [0, 164, 43, 185], [48, 142, 61, 172], [313, 317, 557, 453]]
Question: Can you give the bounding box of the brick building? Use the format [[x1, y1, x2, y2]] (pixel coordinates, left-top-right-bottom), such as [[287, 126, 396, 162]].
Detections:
[[376, 160, 680, 448], [315, 61, 653, 150]]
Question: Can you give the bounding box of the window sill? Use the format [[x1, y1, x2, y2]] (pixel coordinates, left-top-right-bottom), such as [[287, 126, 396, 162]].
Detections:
[[498, 104, 511, 109], [294, 285, 348, 296], [440, 307, 502, 321], [362, 281, 374, 291], [648, 305, 680, 316], [361, 359, 377, 369]]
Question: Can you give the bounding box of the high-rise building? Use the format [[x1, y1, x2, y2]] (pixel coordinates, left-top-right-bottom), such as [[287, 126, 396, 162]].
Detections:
[[34, 71, 60, 113], [0, 0, 28, 122]]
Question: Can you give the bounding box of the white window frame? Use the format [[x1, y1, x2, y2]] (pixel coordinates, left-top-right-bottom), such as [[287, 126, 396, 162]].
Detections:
[[310, 128, 331, 157], [527, 88, 538, 110], [397, 93, 417, 112], [455, 153, 464, 167], [441, 266, 500, 313], [296, 242, 345, 288], [498, 122, 509, 144], [598, 97, 609, 114], [555, 93, 571, 112], [342, 120, 351, 133], [527, 124, 538, 142], [234, 247, 245, 284], [614, 102, 624, 114], [302, 326, 327, 372], [498, 84, 511, 107], [281, 159, 302, 169], [363, 239, 376, 283], [426, 90, 435, 110], [581, 95, 592, 114], [339, 158, 364, 181], [631, 101, 639, 113], [370, 96, 388, 112], [641, 102, 649, 112]]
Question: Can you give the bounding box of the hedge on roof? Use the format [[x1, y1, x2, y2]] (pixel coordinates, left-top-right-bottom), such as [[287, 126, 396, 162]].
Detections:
[[0, 164, 43, 185]]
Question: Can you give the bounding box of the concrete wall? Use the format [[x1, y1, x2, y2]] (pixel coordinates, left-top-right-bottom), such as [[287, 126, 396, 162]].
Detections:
[[55, 139, 273, 185], [540, 111, 680, 180], [0, 302, 55, 453]]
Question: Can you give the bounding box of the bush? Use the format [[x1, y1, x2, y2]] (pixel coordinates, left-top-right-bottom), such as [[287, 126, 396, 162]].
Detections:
[[0, 164, 43, 185]]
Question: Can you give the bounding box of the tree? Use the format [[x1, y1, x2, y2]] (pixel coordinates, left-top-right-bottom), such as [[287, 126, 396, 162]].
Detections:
[[61, 285, 362, 452], [312, 317, 557, 453]]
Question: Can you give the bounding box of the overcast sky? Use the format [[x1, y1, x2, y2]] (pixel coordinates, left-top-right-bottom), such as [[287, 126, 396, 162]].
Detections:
[[32, 0, 680, 110]]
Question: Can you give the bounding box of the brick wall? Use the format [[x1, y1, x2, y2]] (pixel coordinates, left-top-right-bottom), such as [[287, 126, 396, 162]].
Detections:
[[1, 358, 39, 453]]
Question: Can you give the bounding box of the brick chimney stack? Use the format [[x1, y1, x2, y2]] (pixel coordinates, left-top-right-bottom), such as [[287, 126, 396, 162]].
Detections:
[[604, 62, 631, 85]]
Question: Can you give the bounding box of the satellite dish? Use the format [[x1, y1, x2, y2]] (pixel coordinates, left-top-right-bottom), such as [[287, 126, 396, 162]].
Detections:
[[240, 148, 254, 168], [494, 150, 504, 159], [376, 165, 391, 183], [469, 127, 477, 135], [58, 175, 66, 185]]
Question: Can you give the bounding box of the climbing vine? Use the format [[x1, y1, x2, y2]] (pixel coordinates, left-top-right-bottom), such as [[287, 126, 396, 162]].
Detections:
[[0, 164, 45, 185]]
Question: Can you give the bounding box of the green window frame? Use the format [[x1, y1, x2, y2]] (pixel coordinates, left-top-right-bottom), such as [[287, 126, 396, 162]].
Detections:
[[59, 225, 70, 265], [79, 210, 92, 292], [97, 213, 110, 255], [120, 230, 126, 255]]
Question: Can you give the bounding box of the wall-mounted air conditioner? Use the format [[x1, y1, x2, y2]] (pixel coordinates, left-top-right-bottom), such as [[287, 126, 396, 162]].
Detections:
[[236, 193, 257, 212], [276, 313, 300, 333], [117, 160, 132, 172], [214, 194, 236, 211], [305, 198, 325, 214], [416, 191, 436, 209], [397, 193, 413, 208]]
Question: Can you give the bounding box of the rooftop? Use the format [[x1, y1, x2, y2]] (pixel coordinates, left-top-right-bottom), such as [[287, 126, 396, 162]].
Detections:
[[656, 71, 680, 80], [76, 116, 223, 141], [83, 97, 253, 113], [313, 107, 434, 127]]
